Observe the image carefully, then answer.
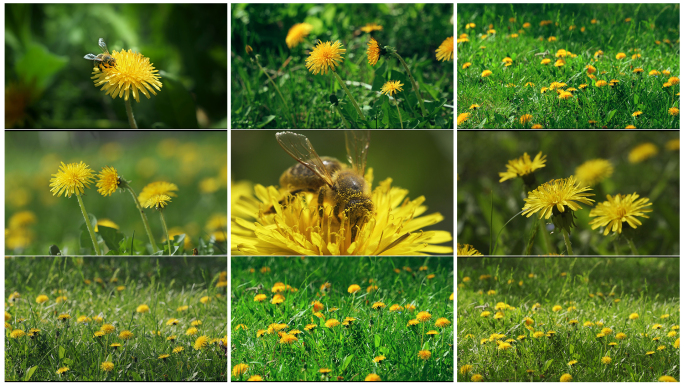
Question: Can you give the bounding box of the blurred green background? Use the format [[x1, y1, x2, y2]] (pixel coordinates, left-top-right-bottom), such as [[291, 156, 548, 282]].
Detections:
[[231, 130, 454, 235], [5, 131, 228, 255], [231, 3, 454, 128], [457, 131, 680, 255], [5, 4, 227, 128]]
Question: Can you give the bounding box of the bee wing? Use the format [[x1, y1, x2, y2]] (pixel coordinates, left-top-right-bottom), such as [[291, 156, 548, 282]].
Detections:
[[276, 131, 334, 187], [98, 38, 110, 54], [344, 131, 370, 176], [84, 53, 100, 60]]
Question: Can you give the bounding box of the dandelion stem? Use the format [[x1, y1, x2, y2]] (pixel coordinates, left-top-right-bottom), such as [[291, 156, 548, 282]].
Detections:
[[391, 52, 429, 118], [256, 60, 297, 128], [76, 194, 101, 255], [124, 98, 138, 129], [394, 100, 404, 128], [125, 186, 160, 254], [332, 105, 351, 128], [626, 238, 639, 255], [332, 71, 366, 121], [562, 229, 573, 256], [158, 210, 172, 256]]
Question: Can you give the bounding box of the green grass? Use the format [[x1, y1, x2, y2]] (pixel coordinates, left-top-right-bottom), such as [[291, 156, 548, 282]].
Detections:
[[231, 4, 454, 128], [5, 257, 228, 381], [457, 4, 680, 128], [457, 130, 680, 255], [457, 257, 680, 382], [5, 131, 227, 255], [231, 257, 454, 381]]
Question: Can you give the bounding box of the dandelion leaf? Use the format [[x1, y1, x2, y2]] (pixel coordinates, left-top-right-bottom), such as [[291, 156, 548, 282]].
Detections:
[[99, 226, 123, 253], [24, 366, 38, 381]]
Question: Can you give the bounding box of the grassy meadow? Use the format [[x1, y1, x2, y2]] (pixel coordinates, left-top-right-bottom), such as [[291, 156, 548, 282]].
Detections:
[[231, 3, 454, 128], [457, 130, 680, 255], [231, 257, 454, 381], [457, 257, 680, 382], [5, 257, 228, 381], [457, 4, 680, 128], [5, 131, 228, 255]]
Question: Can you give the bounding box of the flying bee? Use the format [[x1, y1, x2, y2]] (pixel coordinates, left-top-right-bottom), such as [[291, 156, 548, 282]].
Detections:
[[271, 131, 374, 241], [84, 38, 116, 69]]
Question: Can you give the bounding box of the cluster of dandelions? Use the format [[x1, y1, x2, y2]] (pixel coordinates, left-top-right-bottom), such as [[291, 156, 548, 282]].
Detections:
[[48, 161, 180, 255], [458, 140, 679, 255], [457, 17, 679, 128], [232, 268, 453, 381], [249, 19, 452, 127], [458, 273, 680, 382], [6, 271, 227, 379], [231, 170, 452, 256]]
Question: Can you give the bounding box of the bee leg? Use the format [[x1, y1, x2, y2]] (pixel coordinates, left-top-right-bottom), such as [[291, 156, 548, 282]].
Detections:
[[317, 189, 325, 220], [265, 189, 313, 214]]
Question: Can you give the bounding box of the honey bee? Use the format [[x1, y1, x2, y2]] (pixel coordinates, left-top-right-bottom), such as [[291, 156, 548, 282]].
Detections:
[[272, 131, 374, 241], [84, 38, 116, 69]]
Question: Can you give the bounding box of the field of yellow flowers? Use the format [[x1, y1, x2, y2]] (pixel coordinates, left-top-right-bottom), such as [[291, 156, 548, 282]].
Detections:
[[457, 4, 680, 128], [457, 130, 679, 255], [231, 256, 454, 381], [5, 257, 228, 381], [457, 257, 680, 382]]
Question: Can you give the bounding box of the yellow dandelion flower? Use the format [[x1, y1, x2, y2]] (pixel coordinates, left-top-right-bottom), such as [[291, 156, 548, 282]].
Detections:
[[143, 194, 171, 209], [589, 193, 652, 235], [231, 171, 452, 255], [669, 108, 679, 116], [56, 367, 70, 375], [436, 36, 454, 62], [279, 333, 298, 344], [10, 329, 25, 338], [659, 376, 678, 382], [522, 176, 594, 220], [365, 373, 382, 381], [119, 330, 133, 340], [418, 350, 432, 360], [100, 361, 114, 372], [558, 91, 573, 99], [481, 69, 493, 77], [136, 304, 150, 313], [574, 159, 614, 187], [380, 80, 403, 96], [666, 139, 679, 151], [91, 48, 161, 103], [194, 335, 209, 350], [457, 112, 470, 125], [416, 311, 432, 322], [361, 23, 383, 34], [232, 363, 249, 377], [285, 23, 313, 49], [96, 166, 121, 197], [306, 40, 346, 75], [628, 143, 658, 163], [138, 181, 178, 206], [499, 151, 546, 183], [49, 162, 95, 198], [367, 38, 382, 66]]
